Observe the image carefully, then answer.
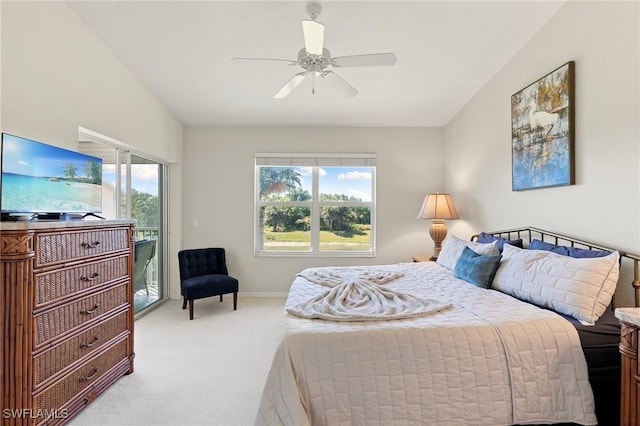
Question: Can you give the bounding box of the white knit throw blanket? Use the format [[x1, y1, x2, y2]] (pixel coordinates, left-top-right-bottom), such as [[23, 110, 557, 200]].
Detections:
[[286, 269, 452, 321]]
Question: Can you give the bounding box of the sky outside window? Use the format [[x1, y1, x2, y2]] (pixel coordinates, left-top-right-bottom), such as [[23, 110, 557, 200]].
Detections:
[[300, 166, 372, 201]]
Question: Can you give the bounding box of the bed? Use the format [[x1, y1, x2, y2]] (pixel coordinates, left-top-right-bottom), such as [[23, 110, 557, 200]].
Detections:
[[256, 227, 640, 426]]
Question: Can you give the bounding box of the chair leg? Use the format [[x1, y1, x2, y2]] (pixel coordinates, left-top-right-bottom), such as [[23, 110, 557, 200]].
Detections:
[[188, 299, 194, 320], [182, 297, 187, 310], [233, 292, 237, 310], [219, 294, 223, 302]]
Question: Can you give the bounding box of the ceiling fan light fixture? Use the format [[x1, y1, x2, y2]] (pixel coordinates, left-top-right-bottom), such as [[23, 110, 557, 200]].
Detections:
[[307, 63, 322, 76]]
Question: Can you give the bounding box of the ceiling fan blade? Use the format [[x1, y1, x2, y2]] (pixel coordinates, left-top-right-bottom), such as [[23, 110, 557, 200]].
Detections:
[[273, 72, 308, 99], [332, 53, 397, 68], [322, 71, 358, 98], [232, 57, 296, 65], [302, 20, 324, 56]]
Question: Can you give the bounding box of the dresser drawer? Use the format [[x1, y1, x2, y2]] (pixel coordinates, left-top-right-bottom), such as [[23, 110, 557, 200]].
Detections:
[[34, 255, 129, 307], [33, 338, 128, 417], [33, 311, 129, 388], [34, 283, 128, 347], [35, 228, 130, 268]]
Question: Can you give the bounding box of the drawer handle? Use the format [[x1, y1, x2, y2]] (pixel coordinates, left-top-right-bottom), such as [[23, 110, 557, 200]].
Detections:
[[79, 367, 99, 382], [79, 304, 100, 315], [81, 241, 101, 249], [80, 272, 100, 282], [80, 336, 100, 348]]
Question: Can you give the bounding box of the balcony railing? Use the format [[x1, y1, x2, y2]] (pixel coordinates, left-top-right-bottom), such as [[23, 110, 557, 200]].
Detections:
[[136, 227, 159, 241], [134, 227, 160, 314]]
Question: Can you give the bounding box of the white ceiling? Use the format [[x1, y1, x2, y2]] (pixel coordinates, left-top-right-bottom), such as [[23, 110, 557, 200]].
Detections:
[[66, 1, 565, 127]]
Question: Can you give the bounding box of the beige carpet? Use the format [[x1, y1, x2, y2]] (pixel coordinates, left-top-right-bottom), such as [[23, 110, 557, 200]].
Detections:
[[70, 297, 286, 426]]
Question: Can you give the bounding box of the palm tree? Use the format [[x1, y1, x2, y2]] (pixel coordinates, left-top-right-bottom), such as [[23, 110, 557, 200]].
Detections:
[[264, 206, 288, 232], [289, 187, 311, 201], [321, 206, 341, 232], [258, 167, 303, 248], [62, 163, 78, 179], [260, 167, 302, 198]]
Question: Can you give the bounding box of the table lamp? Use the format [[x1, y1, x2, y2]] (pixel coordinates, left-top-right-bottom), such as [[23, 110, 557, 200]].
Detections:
[[416, 193, 460, 261]]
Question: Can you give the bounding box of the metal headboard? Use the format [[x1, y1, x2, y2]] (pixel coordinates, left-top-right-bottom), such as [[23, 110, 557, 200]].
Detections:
[[471, 226, 640, 308]]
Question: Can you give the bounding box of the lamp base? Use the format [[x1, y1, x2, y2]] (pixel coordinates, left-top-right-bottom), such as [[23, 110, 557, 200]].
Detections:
[[429, 220, 448, 261]]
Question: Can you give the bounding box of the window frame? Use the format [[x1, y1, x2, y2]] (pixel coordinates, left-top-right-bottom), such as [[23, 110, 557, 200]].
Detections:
[[255, 153, 376, 258]]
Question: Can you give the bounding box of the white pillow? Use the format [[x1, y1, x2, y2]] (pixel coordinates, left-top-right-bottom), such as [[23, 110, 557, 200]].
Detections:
[[492, 244, 620, 325], [436, 234, 499, 270]]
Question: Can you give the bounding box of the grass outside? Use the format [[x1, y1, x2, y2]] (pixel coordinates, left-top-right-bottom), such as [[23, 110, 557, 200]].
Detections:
[[263, 229, 371, 251]]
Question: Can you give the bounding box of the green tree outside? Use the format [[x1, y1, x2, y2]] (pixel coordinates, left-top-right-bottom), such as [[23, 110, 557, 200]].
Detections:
[[131, 188, 159, 228], [259, 166, 370, 234]]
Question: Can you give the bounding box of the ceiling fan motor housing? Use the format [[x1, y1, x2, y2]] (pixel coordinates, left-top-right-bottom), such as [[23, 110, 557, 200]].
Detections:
[[297, 47, 331, 71]]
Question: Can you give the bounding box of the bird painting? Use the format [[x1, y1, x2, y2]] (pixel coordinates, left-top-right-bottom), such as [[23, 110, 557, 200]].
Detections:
[[511, 61, 574, 191], [525, 101, 559, 139]]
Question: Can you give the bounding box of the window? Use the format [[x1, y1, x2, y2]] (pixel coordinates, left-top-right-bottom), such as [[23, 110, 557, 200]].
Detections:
[[255, 154, 376, 257]]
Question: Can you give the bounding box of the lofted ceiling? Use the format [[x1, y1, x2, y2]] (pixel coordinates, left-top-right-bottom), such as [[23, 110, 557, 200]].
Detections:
[[66, 1, 565, 127]]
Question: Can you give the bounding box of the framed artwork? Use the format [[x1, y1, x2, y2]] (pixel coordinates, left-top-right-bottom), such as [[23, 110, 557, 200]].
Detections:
[[511, 61, 574, 191]]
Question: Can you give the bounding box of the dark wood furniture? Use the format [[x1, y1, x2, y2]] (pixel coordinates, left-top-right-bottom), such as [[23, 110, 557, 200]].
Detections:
[[616, 308, 640, 426], [0, 220, 135, 425]]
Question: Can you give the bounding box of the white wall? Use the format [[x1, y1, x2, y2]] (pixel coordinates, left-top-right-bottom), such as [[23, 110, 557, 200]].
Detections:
[[444, 1, 639, 306], [182, 126, 443, 294], [1, 2, 184, 294], [5, 1, 636, 303]]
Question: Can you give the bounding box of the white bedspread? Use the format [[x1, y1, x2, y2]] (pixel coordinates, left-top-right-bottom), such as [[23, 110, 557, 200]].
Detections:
[[286, 269, 452, 321], [256, 262, 597, 426]]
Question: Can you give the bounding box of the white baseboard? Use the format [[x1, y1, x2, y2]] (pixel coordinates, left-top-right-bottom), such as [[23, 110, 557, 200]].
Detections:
[[167, 292, 288, 300], [239, 292, 288, 298]]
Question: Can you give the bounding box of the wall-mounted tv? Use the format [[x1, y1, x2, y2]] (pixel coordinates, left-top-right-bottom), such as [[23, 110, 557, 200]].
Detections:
[[1, 133, 103, 217]]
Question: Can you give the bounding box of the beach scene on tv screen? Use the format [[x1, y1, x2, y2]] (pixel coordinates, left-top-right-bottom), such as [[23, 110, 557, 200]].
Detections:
[[1, 134, 102, 213]]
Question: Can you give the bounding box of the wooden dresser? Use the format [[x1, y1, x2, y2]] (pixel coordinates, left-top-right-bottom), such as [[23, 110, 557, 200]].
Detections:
[[616, 307, 640, 426], [0, 220, 135, 425]]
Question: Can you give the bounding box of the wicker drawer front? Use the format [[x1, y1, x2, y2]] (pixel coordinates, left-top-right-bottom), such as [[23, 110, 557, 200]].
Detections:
[[34, 255, 129, 307], [35, 228, 130, 267], [33, 311, 129, 387], [33, 338, 128, 415], [34, 283, 128, 347]]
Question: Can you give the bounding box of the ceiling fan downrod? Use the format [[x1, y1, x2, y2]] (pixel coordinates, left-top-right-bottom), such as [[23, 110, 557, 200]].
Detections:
[[305, 2, 322, 21]]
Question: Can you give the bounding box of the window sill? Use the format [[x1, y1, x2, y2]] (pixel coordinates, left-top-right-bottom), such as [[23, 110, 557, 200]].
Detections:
[[255, 251, 376, 258]]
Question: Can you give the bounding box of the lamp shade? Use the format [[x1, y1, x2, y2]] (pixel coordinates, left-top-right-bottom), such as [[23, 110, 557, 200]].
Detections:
[[416, 193, 460, 220]]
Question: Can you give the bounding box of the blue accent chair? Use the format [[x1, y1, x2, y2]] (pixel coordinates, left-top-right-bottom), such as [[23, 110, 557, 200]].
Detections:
[[177, 248, 238, 320]]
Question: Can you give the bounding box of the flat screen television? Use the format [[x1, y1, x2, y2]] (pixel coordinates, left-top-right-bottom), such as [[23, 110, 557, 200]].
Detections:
[[1, 133, 103, 218]]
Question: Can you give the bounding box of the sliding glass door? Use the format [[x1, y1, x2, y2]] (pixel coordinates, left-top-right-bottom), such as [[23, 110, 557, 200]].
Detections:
[[129, 154, 164, 313], [79, 133, 166, 315]]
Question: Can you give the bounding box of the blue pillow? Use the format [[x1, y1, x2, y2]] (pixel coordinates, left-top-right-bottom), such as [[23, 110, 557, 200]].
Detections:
[[528, 239, 612, 258], [454, 246, 502, 288], [476, 232, 523, 253]]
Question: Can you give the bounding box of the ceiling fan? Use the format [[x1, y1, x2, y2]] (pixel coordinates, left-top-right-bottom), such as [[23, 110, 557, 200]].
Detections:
[[232, 2, 397, 99]]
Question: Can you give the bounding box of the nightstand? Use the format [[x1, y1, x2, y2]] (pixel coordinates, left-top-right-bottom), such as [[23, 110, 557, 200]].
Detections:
[[615, 307, 640, 426], [412, 256, 433, 262]]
